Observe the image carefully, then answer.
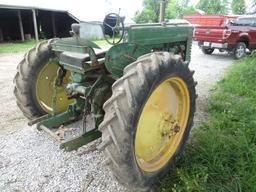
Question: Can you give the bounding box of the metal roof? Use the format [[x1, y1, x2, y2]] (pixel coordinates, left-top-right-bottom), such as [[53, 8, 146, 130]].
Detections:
[[0, 4, 80, 22]]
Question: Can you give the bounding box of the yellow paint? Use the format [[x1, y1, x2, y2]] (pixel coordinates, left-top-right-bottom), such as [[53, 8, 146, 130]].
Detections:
[[35, 60, 72, 114], [135, 77, 190, 172]]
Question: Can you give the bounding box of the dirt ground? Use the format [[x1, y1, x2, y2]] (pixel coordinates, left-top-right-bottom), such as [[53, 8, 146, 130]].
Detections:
[[0, 45, 233, 192]]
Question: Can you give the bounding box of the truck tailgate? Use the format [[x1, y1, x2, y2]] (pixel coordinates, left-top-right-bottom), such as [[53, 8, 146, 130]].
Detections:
[[193, 26, 227, 43]]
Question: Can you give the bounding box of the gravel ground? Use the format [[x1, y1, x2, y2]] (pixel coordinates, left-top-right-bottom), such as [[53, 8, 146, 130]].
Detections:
[[0, 45, 233, 192], [189, 45, 233, 126]]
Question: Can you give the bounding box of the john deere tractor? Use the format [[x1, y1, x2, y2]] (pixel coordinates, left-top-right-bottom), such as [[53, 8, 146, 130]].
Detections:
[[14, 9, 196, 191]]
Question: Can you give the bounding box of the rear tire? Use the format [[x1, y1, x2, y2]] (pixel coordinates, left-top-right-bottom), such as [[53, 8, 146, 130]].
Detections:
[[98, 52, 196, 191], [14, 40, 55, 120], [202, 47, 214, 55], [233, 42, 246, 60]]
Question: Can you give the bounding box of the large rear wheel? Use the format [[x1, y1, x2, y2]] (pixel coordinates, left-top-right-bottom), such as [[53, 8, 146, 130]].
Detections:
[[14, 40, 72, 120], [98, 52, 196, 191]]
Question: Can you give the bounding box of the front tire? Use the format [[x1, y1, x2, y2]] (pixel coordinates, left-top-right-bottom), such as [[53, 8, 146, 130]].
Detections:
[[98, 52, 196, 191], [202, 47, 214, 55], [233, 42, 246, 60]]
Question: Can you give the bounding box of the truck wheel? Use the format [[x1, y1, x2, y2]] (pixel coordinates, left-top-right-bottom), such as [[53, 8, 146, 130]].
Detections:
[[234, 42, 246, 60], [14, 40, 71, 120], [202, 47, 214, 55], [98, 52, 196, 191]]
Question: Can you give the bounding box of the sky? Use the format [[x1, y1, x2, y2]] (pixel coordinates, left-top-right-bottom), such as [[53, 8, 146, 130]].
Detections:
[[0, 0, 254, 22], [0, 0, 144, 22]]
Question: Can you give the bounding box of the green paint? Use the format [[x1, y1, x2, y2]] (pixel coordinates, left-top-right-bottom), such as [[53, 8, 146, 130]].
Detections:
[[105, 23, 193, 77], [60, 130, 101, 151], [105, 43, 150, 77], [127, 24, 192, 45], [52, 37, 101, 53]]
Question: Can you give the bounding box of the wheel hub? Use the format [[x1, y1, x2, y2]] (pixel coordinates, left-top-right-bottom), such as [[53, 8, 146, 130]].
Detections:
[[236, 46, 245, 58], [159, 112, 180, 137]]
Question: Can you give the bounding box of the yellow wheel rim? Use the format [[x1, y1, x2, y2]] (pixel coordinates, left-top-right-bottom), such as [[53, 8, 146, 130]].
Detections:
[[135, 77, 190, 172], [35, 59, 72, 114]]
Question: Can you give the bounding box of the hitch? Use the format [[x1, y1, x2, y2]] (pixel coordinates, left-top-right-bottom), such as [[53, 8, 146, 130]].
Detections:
[[31, 107, 101, 151]]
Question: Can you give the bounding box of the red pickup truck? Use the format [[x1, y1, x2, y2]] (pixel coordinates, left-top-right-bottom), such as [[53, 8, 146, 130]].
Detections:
[[193, 16, 256, 59]]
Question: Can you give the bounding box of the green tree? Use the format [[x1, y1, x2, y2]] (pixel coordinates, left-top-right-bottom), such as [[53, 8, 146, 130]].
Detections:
[[133, 0, 160, 23], [133, 0, 197, 23], [133, 10, 157, 23], [231, 0, 246, 14], [167, 0, 197, 18], [182, 6, 197, 16], [252, 0, 256, 13], [196, 0, 229, 15], [166, 0, 179, 19]]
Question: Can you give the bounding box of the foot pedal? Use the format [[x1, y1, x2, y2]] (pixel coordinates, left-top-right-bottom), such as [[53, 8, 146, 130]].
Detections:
[[39, 125, 62, 142], [38, 123, 81, 142], [55, 125, 76, 140]]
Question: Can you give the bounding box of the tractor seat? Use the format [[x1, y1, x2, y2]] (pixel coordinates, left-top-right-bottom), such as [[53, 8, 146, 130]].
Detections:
[[59, 49, 107, 71]]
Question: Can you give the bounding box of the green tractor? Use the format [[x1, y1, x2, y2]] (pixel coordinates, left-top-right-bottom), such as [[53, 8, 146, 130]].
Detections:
[[14, 8, 196, 191]]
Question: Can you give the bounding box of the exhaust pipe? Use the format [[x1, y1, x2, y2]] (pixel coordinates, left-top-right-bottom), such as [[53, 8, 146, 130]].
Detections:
[[159, 0, 166, 22]]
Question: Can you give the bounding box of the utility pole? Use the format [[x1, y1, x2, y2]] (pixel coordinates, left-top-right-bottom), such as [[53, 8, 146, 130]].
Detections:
[[159, 0, 166, 22]]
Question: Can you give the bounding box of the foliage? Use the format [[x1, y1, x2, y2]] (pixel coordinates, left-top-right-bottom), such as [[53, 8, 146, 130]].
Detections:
[[159, 56, 256, 191], [133, 0, 160, 23], [166, 0, 197, 19], [133, 9, 158, 23], [181, 6, 198, 16], [231, 0, 246, 15], [133, 0, 197, 23], [251, 0, 256, 13], [166, 0, 179, 19], [176, 0, 197, 17], [196, 0, 229, 15]]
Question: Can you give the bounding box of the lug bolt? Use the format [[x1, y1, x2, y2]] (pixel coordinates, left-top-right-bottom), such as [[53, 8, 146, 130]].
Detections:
[[173, 125, 180, 133]]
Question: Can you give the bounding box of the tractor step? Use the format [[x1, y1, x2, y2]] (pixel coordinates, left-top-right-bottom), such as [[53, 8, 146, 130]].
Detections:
[[37, 117, 101, 151]]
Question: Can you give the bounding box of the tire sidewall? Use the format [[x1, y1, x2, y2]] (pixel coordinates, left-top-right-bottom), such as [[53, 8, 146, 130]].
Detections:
[[128, 59, 196, 186], [30, 44, 55, 115], [202, 47, 214, 55], [234, 42, 246, 60]]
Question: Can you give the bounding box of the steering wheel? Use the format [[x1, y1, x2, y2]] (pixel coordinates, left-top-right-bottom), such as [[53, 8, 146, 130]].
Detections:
[[103, 13, 124, 45]]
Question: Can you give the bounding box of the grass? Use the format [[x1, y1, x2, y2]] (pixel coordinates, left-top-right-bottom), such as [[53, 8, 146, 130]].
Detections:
[[94, 39, 109, 47], [0, 40, 37, 54], [159, 56, 256, 192], [94, 37, 122, 48], [0, 38, 111, 54]]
